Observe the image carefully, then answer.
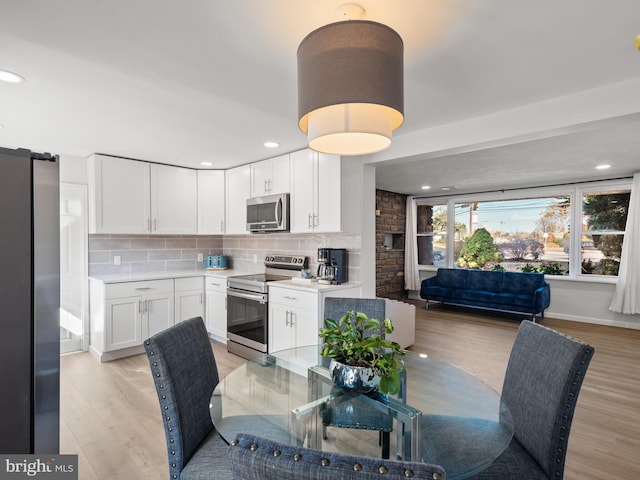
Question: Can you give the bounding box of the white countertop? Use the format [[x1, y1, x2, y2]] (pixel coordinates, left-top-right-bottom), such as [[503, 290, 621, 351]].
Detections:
[[89, 269, 361, 292], [88, 268, 255, 284], [269, 278, 362, 293]]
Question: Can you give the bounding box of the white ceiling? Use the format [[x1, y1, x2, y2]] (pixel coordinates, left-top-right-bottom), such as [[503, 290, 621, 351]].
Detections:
[[1, 1, 639, 196]]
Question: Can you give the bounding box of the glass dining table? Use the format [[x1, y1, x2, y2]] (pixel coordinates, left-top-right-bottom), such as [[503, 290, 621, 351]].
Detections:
[[210, 345, 513, 480]]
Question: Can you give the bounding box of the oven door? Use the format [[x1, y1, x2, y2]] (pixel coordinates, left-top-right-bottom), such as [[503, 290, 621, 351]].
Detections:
[[227, 289, 268, 354]]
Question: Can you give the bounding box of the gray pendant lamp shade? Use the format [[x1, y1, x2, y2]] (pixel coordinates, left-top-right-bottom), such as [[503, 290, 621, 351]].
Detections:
[[297, 20, 404, 156]]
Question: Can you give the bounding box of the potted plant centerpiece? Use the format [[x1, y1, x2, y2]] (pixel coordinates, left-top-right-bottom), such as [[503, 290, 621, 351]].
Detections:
[[319, 310, 406, 395]]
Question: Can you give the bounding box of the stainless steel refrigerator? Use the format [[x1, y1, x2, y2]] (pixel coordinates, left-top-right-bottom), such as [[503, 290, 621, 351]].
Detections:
[[0, 147, 60, 453]]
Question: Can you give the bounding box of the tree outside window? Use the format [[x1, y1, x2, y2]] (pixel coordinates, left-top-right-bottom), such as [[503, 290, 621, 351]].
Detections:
[[581, 190, 630, 276]]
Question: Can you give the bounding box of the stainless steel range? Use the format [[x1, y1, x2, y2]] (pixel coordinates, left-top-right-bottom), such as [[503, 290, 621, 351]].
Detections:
[[227, 254, 307, 360]]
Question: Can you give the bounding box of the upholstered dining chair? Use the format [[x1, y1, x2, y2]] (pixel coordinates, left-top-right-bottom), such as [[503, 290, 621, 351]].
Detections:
[[422, 321, 594, 480], [229, 432, 446, 480], [144, 317, 291, 480], [320, 297, 394, 459]]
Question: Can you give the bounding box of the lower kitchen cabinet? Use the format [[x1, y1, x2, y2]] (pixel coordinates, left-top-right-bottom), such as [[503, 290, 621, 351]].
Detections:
[[205, 276, 227, 343], [174, 277, 205, 323], [89, 278, 174, 361], [268, 284, 362, 353]]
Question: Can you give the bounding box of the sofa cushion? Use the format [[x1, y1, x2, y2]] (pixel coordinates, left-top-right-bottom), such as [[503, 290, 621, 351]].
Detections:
[[493, 292, 535, 308], [457, 289, 496, 305], [465, 270, 504, 293], [436, 268, 467, 287], [501, 272, 545, 295]]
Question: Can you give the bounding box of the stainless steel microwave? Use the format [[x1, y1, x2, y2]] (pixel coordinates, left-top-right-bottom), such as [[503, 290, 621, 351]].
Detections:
[[246, 193, 289, 232]]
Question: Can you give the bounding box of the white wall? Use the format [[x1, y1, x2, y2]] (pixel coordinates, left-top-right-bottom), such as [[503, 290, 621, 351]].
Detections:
[[59, 154, 88, 184], [546, 278, 640, 329]]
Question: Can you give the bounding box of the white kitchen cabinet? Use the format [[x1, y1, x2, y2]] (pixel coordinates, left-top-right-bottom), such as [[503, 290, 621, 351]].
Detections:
[[225, 164, 250, 234], [289, 149, 341, 233], [88, 154, 151, 234], [268, 286, 318, 352], [250, 154, 290, 197], [88, 154, 197, 234], [174, 277, 204, 323], [197, 170, 225, 234], [150, 164, 198, 234], [89, 278, 174, 360], [205, 276, 227, 343]]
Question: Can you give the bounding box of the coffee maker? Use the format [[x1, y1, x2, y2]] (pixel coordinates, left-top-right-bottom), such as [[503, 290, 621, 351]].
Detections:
[[317, 248, 348, 285]]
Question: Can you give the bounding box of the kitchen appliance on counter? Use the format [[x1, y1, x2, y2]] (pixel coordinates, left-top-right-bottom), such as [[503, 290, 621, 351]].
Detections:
[[206, 255, 227, 269], [226, 254, 306, 360], [246, 193, 289, 233], [317, 248, 348, 285]]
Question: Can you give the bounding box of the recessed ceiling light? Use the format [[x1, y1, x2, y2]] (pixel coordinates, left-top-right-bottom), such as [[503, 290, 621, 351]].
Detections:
[[421, 185, 431, 190], [0, 69, 25, 83], [200, 161, 213, 166], [264, 141, 279, 148], [596, 164, 611, 170]]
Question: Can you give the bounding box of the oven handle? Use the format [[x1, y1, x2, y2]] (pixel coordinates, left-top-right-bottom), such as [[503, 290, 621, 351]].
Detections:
[[227, 289, 268, 304]]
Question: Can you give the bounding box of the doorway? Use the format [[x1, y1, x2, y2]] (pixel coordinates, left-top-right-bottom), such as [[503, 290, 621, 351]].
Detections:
[[60, 183, 88, 354]]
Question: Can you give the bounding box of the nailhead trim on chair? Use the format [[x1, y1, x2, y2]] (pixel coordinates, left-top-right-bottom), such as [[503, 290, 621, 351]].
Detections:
[[549, 345, 593, 478], [145, 339, 182, 480], [232, 439, 442, 478]]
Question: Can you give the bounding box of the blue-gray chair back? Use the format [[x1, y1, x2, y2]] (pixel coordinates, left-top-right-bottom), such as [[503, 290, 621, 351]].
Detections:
[[321, 297, 393, 457], [324, 297, 386, 333], [229, 432, 446, 480], [144, 317, 230, 480], [504, 321, 593, 477], [470, 321, 594, 479]]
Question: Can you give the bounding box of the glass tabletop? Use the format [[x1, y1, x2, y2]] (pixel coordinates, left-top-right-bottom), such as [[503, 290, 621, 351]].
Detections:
[[210, 345, 513, 480]]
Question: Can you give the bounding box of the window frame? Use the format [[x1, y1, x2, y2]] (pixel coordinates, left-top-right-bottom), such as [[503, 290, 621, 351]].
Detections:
[[414, 179, 631, 282]]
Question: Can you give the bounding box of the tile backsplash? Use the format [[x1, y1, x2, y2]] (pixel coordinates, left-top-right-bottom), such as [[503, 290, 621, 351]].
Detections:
[[88, 235, 223, 275], [89, 232, 361, 282]]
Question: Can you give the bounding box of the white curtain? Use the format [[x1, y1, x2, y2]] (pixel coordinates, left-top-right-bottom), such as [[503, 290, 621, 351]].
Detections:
[[404, 197, 420, 291], [610, 172, 640, 314]]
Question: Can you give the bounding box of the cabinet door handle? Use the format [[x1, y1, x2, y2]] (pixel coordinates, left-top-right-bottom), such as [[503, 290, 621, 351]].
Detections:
[[285, 310, 290, 327], [313, 214, 318, 227], [220, 220, 224, 232], [147, 218, 151, 232], [138, 300, 143, 314], [135, 287, 152, 291], [289, 311, 295, 327], [308, 213, 312, 229], [284, 295, 296, 301], [200, 293, 203, 304]]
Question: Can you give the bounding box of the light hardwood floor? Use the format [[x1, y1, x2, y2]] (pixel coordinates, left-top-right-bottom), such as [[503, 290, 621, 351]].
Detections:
[[60, 302, 640, 479]]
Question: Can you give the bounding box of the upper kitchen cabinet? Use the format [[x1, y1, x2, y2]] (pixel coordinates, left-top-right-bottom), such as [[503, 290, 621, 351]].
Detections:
[[197, 170, 225, 234], [225, 164, 250, 234], [88, 154, 197, 234], [150, 163, 197, 234], [289, 149, 341, 233], [88, 155, 151, 234], [250, 154, 290, 197]]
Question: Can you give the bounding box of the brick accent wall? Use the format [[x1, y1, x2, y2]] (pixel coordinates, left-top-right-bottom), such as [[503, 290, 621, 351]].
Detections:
[[376, 189, 407, 300]]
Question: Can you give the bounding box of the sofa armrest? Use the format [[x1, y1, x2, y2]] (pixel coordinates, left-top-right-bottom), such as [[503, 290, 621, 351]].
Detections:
[[533, 283, 551, 311]]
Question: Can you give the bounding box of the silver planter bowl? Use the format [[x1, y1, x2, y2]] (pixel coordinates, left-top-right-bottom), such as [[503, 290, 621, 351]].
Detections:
[[329, 359, 380, 393]]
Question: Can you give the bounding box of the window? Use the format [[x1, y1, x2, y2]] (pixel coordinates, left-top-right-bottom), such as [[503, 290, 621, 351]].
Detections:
[[452, 197, 571, 274], [580, 189, 630, 276], [414, 181, 631, 278], [416, 203, 447, 266]]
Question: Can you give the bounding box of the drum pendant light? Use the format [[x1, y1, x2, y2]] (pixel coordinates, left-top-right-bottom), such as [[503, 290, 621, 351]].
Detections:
[[297, 19, 404, 156]]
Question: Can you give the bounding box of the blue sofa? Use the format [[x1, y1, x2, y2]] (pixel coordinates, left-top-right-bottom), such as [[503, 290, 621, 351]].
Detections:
[[420, 268, 550, 319]]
